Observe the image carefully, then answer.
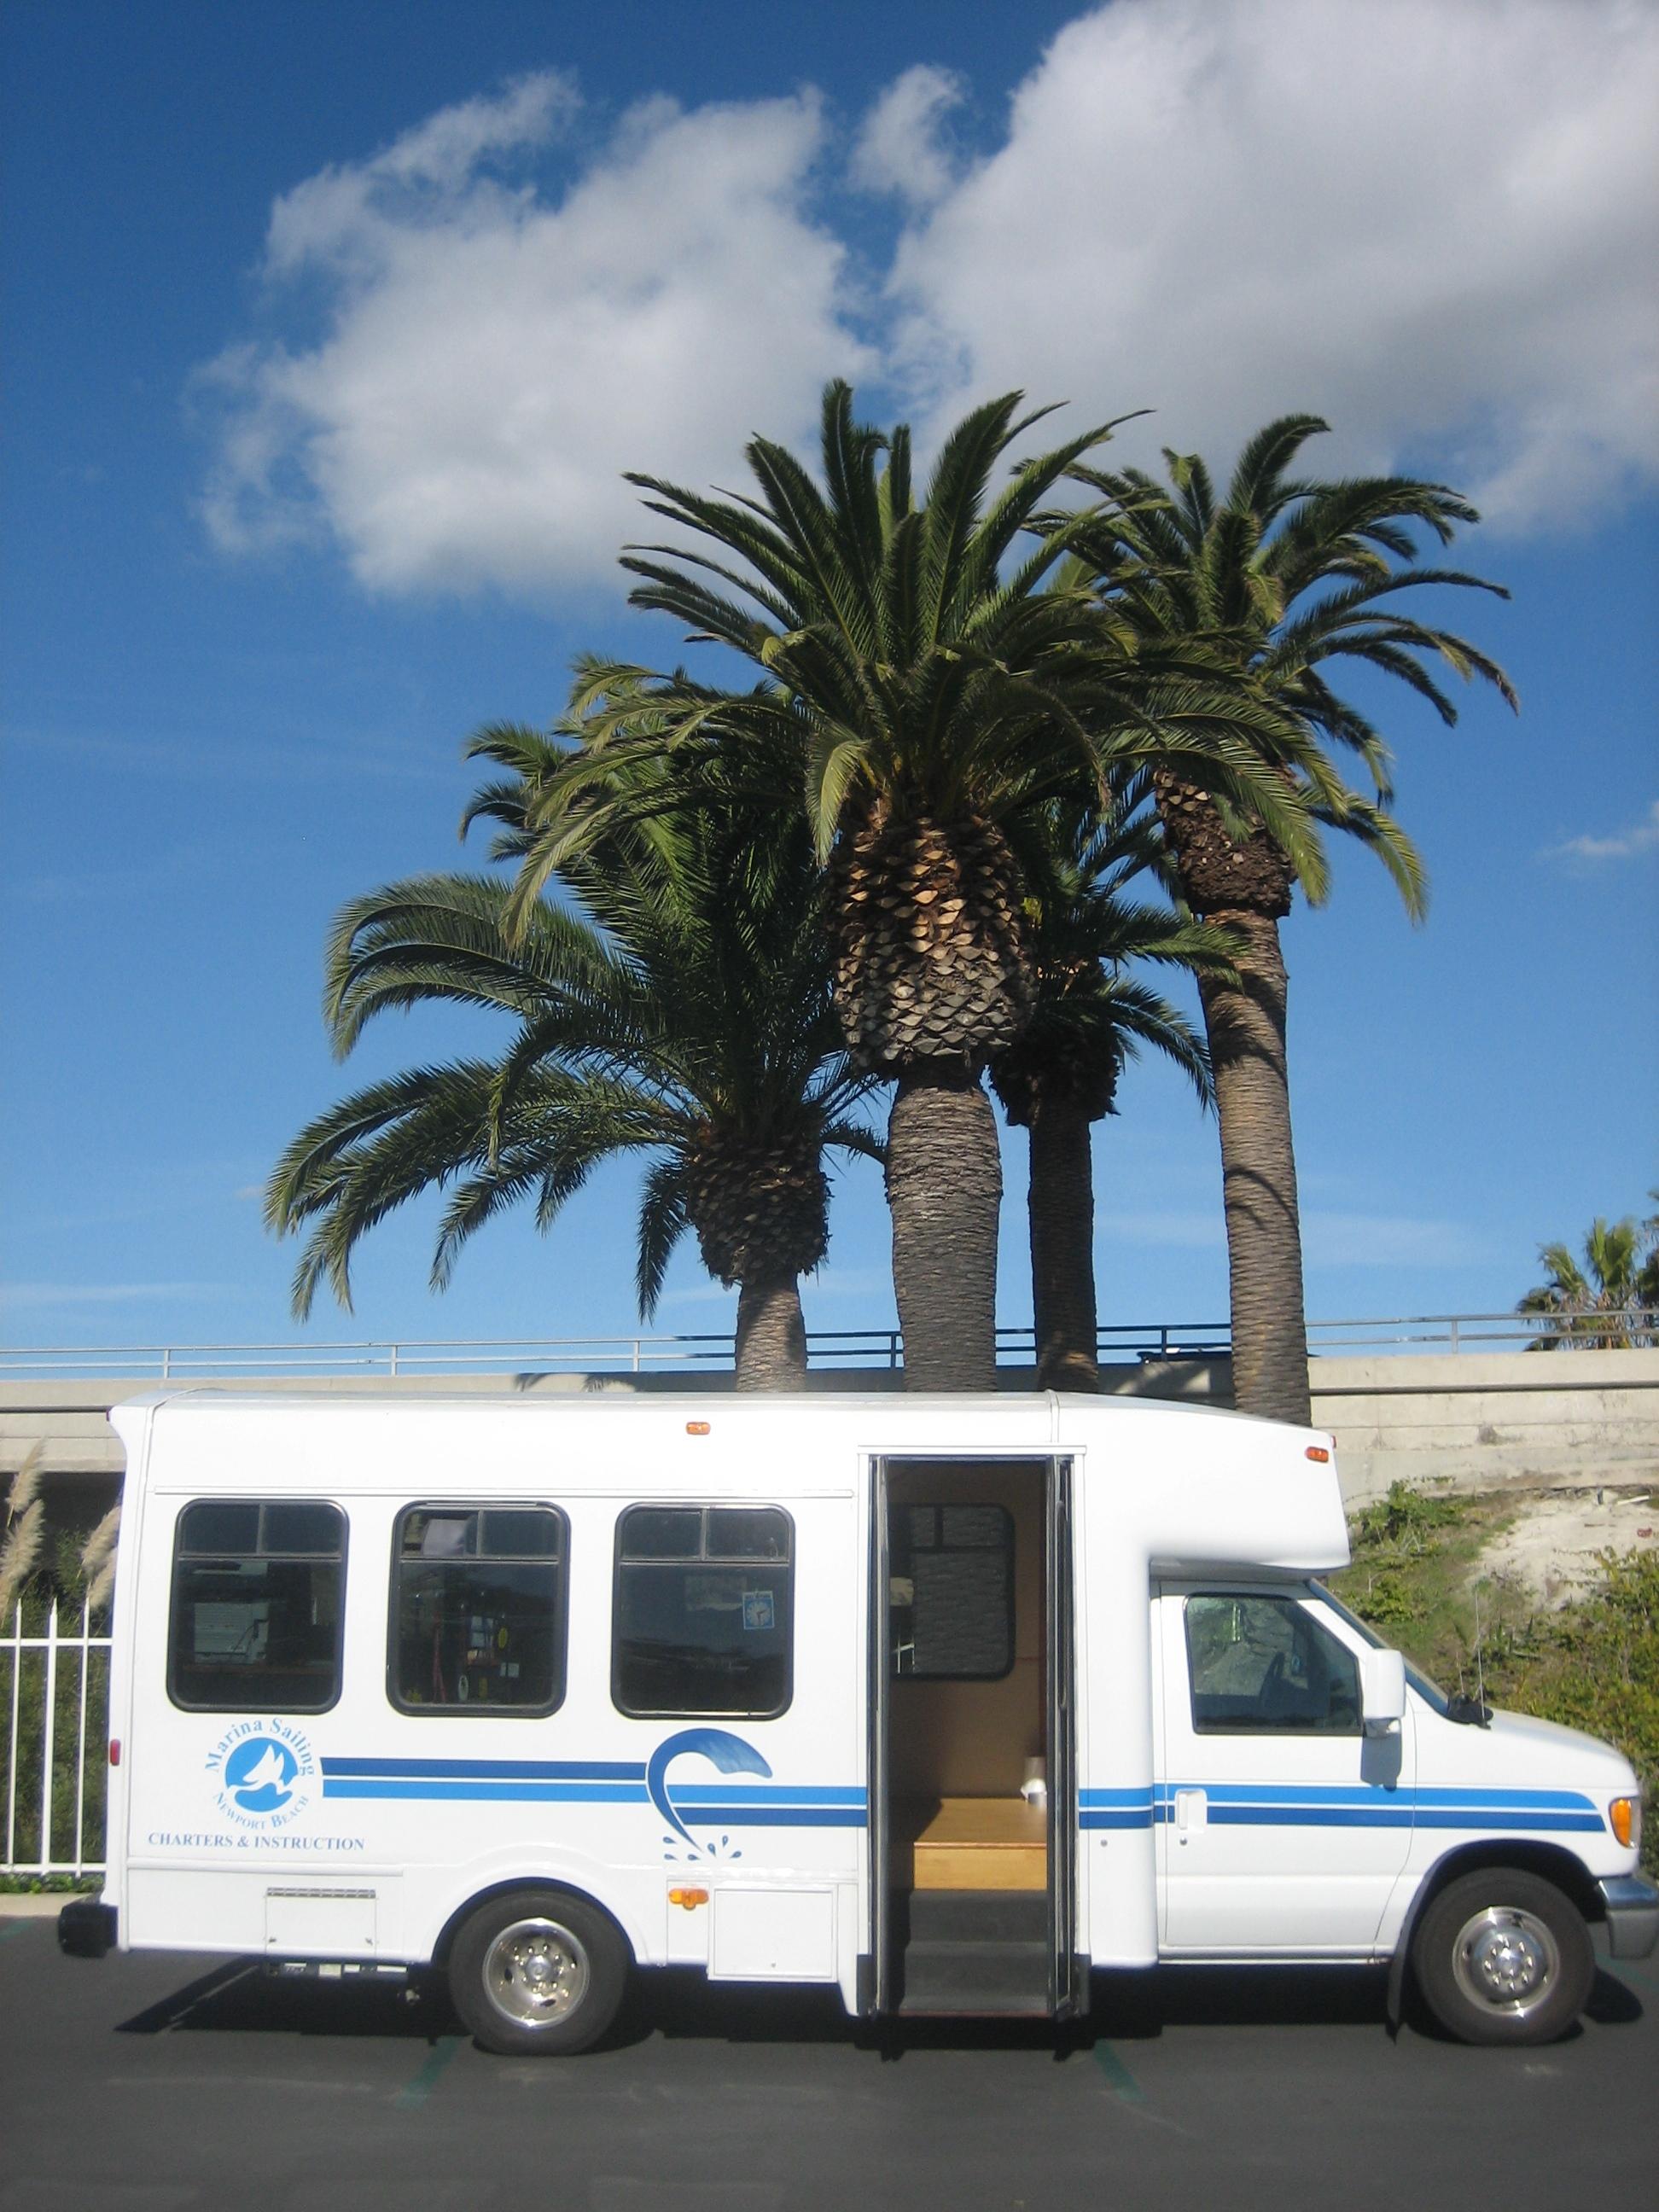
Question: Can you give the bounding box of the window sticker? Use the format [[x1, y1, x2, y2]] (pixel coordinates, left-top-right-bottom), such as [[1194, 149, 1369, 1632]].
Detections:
[[742, 1590, 775, 1633]]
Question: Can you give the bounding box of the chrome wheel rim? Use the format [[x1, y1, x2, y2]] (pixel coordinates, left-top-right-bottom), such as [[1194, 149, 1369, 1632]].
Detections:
[[1451, 1906, 1561, 2019], [480, 1916, 591, 2031]]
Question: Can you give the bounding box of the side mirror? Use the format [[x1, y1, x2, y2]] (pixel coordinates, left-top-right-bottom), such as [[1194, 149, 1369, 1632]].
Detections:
[[1359, 1647, 1406, 1735]]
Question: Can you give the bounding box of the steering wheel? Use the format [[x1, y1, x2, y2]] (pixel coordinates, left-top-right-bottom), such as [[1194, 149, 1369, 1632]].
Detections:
[[1259, 1648, 1295, 1722]]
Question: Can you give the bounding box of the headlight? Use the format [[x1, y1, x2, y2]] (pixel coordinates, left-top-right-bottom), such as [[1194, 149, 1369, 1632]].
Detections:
[[1609, 1796, 1642, 1850]]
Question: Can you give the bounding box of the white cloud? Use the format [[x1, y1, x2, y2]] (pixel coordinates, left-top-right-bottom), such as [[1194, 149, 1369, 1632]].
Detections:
[[1545, 800, 1659, 864], [198, 5, 1659, 598], [848, 64, 965, 208], [1097, 1209, 1225, 1250], [881, 0, 1659, 522], [0, 1283, 232, 1309], [1301, 1212, 1490, 1269], [200, 77, 872, 594]]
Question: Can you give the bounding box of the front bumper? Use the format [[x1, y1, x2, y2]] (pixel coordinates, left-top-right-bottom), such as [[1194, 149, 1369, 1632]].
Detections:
[[1598, 1875, 1659, 1960]]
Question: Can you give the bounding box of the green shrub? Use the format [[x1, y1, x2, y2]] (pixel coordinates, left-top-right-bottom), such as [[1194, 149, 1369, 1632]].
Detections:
[[1482, 1548, 1659, 1876], [1336, 1486, 1658, 1878]]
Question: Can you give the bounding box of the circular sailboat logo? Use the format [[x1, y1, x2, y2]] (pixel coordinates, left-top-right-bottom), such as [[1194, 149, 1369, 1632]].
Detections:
[[206, 1720, 316, 1829], [224, 1735, 299, 1813]]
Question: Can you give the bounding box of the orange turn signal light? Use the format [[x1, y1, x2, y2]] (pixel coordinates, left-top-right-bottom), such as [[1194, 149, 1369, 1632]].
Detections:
[[1305, 1446, 1330, 1464], [686, 1421, 711, 1436], [1610, 1796, 1640, 1850], [668, 1887, 710, 1909]]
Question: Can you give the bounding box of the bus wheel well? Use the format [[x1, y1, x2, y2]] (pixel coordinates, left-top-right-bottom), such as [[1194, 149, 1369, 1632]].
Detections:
[[1412, 1841, 1604, 1930], [1386, 1838, 1604, 2029], [430, 1880, 634, 1973]]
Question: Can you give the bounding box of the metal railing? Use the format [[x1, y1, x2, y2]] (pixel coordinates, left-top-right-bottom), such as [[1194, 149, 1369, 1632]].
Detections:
[[2, 1598, 110, 1878], [1, 1310, 1655, 1382]]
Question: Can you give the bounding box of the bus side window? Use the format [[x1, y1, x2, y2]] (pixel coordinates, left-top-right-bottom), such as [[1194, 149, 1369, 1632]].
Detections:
[[168, 1499, 346, 1714], [888, 1504, 1014, 1679], [1184, 1592, 1361, 1734], [389, 1505, 568, 1714], [613, 1505, 793, 1719]]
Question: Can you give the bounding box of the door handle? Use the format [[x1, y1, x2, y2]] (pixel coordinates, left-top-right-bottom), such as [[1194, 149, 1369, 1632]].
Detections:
[[1173, 1787, 1208, 1840]]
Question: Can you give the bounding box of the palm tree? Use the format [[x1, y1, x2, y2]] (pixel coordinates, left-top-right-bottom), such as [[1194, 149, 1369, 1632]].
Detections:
[[990, 788, 1235, 1388], [1520, 1213, 1659, 1350], [1640, 1193, 1659, 1316], [1074, 420, 1516, 1423], [505, 385, 1320, 1389], [267, 756, 880, 1389]]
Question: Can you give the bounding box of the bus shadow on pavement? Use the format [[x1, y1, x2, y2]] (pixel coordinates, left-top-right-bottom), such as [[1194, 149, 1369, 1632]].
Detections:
[[111, 1955, 1643, 2055], [1097, 1961, 1642, 2043], [1091, 1964, 1390, 2040], [116, 1959, 443, 2041]]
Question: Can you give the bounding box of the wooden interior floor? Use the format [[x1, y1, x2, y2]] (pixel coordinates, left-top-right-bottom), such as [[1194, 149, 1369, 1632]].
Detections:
[[899, 1796, 1048, 1893]]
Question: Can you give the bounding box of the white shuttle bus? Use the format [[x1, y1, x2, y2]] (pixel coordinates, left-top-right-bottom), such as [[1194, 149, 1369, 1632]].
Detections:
[[60, 1388, 1655, 2052]]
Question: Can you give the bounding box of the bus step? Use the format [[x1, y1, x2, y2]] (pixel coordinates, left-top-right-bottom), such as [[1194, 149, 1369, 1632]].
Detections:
[[896, 1937, 1051, 2016]]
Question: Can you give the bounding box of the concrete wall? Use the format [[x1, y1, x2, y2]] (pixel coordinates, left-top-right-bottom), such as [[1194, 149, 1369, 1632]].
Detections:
[[1307, 1349, 1659, 1505], [4, 1349, 1656, 1530]]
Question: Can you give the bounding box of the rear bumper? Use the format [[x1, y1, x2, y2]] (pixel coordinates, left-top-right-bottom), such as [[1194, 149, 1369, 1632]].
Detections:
[[1598, 1875, 1659, 1960], [56, 1898, 116, 1959]]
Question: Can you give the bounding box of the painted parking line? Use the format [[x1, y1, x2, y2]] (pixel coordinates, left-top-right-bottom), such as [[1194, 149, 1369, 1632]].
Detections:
[[394, 2034, 463, 2108], [1091, 2039, 1145, 2106]]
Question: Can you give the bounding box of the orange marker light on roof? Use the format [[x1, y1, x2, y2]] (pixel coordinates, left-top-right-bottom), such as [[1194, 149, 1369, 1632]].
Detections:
[[686, 1421, 711, 1437], [1305, 1446, 1330, 1463]]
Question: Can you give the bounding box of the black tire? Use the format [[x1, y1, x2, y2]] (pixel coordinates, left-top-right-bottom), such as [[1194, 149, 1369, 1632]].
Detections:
[[1411, 1869, 1594, 2046], [447, 1887, 630, 2056]]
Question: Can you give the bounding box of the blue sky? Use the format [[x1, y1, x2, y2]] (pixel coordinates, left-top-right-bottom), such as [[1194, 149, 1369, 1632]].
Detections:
[[3, 0, 1655, 1359]]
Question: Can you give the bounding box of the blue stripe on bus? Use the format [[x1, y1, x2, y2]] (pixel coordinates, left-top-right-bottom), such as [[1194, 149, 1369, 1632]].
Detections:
[[323, 1780, 648, 1802], [1178, 1782, 1597, 1812], [1413, 1809, 1604, 1831], [670, 1784, 866, 1806], [319, 1764, 865, 1822], [320, 1757, 645, 1781], [661, 1806, 868, 1827], [1082, 1784, 1604, 1834]]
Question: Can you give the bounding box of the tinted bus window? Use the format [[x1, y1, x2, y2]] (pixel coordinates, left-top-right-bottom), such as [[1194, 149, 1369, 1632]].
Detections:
[[168, 1499, 346, 1713], [614, 1504, 793, 1718], [391, 1505, 567, 1714]]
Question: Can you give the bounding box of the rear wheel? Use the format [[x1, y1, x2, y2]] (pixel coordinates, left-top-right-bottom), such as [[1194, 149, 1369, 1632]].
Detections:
[[1411, 1869, 1593, 2046], [447, 1888, 629, 2056]]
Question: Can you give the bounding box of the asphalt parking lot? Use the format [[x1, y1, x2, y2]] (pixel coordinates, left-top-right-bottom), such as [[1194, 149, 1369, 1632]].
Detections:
[[1, 1912, 1652, 2211]]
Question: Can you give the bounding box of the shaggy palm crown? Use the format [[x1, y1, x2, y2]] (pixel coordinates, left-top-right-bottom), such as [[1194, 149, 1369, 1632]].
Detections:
[[828, 800, 1033, 1074], [680, 1124, 830, 1289]]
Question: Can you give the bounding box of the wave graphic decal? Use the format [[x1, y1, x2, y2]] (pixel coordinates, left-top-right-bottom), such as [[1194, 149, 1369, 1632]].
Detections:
[[647, 1728, 771, 1849]]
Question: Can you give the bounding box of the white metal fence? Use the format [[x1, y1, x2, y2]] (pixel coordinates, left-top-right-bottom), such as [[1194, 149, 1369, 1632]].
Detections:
[[2, 1599, 110, 1878]]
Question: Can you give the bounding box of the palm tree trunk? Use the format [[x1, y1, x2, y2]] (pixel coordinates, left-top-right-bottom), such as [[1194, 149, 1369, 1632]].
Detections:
[[1027, 1091, 1098, 1391], [733, 1271, 808, 1391], [887, 1065, 1001, 1390], [1196, 911, 1312, 1426]]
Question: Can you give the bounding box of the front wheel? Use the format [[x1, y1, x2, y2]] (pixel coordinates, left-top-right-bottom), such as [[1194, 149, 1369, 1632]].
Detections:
[[1411, 1870, 1594, 2046], [447, 1888, 629, 2055]]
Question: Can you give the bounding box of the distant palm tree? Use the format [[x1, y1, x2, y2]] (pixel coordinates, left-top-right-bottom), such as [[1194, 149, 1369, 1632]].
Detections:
[[1074, 419, 1516, 1422], [990, 789, 1235, 1388], [1520, 1212, 1659, 1350], [267, 757, 880, 1389], [506, 383, 1320, 1388], [1640, 1193, 1659, 1315]]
